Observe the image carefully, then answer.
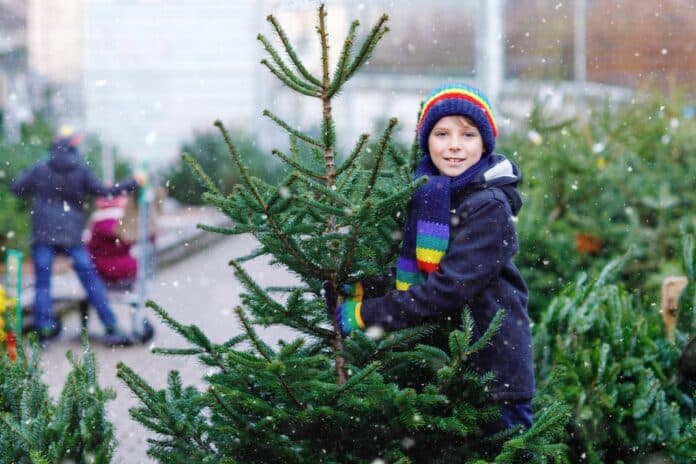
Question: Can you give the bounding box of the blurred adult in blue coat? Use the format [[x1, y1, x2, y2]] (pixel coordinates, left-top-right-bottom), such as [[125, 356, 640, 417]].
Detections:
[[11, 126, 143, 346]]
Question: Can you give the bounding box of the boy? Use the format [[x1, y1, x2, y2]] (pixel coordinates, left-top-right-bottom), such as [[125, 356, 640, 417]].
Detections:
[[335, 83, 535, 433]]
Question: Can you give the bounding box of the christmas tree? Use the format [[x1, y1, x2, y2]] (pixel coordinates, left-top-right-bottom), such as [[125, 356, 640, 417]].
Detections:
[[533, 247, 696, 463], [0, 333, 116, 463], [117, 5, 567, 462]]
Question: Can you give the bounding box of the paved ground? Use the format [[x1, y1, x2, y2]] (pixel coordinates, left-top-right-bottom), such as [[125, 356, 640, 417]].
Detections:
[[39, 233, 300, 462]]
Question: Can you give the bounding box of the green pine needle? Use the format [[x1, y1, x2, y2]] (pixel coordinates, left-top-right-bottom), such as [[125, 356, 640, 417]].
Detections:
[[262, 110, 323, 147], [182, 152, 221, 195], [266, 14, 321, 87]]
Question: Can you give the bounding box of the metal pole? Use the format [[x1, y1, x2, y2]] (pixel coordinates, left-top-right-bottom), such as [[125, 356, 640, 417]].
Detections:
[[5, 250, 23, 337], [132, 163, 151, 337], [476, 0, 505, 108], [102, 144, 114, 184], [574, 0, 587, 112]]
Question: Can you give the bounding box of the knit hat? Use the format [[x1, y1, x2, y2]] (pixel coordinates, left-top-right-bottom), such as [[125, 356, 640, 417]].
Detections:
[[418, 83, 498, 157]]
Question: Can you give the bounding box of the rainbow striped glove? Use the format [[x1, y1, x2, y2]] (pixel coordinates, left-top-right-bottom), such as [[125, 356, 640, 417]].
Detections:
[[336, 282, 366, 336]]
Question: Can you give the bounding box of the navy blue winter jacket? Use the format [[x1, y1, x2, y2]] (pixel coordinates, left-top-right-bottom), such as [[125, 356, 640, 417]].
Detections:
[[361, 154, 535, 401], [11, 141, 138, 248]]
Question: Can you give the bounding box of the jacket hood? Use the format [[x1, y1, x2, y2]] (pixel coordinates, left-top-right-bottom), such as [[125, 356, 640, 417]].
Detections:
[[47, 141, 81, 173], [472, 153, 523, 215]]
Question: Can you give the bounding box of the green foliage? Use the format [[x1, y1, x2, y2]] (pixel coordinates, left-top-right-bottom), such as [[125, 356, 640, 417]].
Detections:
[[162, 129, 282, 205], [499, 91, 696, 317], [676, 235, 696, 339], [534, 255, 696, 463], [0, 117, 52, 252], [119, 5, 567, 463], [675, 235, 696, 396], [0, 334, 116, 463], [119, 303, 568, 463]]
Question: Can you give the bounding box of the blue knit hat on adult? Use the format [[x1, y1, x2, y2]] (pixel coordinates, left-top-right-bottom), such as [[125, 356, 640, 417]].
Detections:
[[417, 83, 498, 158]]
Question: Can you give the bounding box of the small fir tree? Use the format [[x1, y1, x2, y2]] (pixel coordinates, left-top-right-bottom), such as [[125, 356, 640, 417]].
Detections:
[[0, 334, 116, 463], [117, 5, 568, 462], [533, 251, 696, 463], [162, 128, 281, 206]]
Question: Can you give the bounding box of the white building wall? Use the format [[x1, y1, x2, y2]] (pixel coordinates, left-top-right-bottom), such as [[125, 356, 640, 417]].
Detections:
[[23, 0, 484, 164], [27, 0, 83, 82], [83, 0, 262, 165], [23, 0, 613, 166]]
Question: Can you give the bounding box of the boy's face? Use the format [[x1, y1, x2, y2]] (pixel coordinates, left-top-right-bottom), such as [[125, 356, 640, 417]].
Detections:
[[428, 115, 484, 177]]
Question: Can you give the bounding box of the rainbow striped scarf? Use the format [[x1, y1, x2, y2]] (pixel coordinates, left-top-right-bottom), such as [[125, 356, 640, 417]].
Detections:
[[395, 156, 488, 291]]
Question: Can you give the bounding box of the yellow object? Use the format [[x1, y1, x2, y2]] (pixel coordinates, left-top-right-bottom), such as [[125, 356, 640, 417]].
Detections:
[[416, 248, 446, 266], [0, 285, 8, 315], [0, 286, 7, 342], [0, 285, 16, 343], [57, 125, 75, 137], [0, 286, 16, 314]]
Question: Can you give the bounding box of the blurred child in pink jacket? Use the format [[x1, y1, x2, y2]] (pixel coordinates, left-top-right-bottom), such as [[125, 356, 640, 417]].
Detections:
[[86, 194, 137, 289]]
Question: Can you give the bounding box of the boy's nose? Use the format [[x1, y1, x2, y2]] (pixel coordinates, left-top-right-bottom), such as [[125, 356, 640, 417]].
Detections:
[[449, 138, 461, 151]]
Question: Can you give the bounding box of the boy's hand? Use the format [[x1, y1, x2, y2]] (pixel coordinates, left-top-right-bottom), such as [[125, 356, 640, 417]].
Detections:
[[336, 282, 365, 336], [133, 170, 148, 186], [324, 273, 393, 335], [322, 281, 365, 336]]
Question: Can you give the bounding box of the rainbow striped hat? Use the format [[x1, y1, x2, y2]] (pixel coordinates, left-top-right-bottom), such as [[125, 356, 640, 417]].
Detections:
[[418, 83, 498, 157]]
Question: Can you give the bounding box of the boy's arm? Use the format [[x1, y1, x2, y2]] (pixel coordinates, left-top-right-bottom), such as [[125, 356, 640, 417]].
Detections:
[[359, 195, 518, 331], [83, 167, 138, 197]]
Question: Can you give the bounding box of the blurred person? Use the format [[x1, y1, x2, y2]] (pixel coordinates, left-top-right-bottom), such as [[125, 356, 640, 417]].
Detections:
[[86, 194, 138, 289], [11, 126, 145, 347]]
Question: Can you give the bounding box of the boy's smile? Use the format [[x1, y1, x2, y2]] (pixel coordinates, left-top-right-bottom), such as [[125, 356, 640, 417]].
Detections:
[[428, 115, 484, 177]]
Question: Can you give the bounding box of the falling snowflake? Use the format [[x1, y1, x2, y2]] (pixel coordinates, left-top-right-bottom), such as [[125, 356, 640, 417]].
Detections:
[[366, 326, 384, 340], [527, 130, 542, 146]]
